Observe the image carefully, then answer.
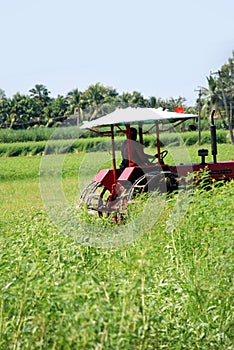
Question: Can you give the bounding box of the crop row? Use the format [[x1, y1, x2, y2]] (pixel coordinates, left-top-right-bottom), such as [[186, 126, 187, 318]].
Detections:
[[0, 130, 229, 157]]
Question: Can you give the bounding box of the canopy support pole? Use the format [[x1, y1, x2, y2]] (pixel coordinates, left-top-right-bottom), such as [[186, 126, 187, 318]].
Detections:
[[138, 122, 143, 144], [155, 121, 161, 163], [111, 125, 117, 184], [126, 124, 132, 167]]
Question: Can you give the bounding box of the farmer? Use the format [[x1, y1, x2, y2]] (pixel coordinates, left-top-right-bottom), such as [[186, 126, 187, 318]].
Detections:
[[120, 127, 154, 169]]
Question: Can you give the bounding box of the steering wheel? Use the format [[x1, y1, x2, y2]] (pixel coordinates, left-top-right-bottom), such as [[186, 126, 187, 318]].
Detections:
[[152, 150, 168, 163], [160, 150, 168, 161]]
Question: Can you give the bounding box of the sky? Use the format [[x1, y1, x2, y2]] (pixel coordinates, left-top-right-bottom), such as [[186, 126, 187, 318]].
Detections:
[[1, 0, 233, 106]]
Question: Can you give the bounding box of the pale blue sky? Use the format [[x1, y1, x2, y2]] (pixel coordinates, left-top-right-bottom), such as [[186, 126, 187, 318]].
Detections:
[[1, 0, 233, 105]]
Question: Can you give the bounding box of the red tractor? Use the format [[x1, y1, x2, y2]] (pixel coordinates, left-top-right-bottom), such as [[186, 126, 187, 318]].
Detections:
[[80, 107, 234, 217]]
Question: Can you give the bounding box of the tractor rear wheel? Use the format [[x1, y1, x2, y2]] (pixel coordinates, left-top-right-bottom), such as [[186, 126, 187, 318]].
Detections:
[[126, 171, 168, 202]]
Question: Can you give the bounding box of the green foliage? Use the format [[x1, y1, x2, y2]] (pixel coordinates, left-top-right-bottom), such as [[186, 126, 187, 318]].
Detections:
[[198, 52, 234, 143], [1, 51, 234, 132], [0, 129, 230, 157], [0, 141, 46, 157], [0, 154, 233, 349], [0, 126, 96, 143], [0, 127, 54, 143]]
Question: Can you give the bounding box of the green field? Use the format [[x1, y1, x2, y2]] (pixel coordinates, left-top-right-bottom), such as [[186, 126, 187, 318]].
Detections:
[[0, 129, 230, 157], [0, 145, 234, 349]]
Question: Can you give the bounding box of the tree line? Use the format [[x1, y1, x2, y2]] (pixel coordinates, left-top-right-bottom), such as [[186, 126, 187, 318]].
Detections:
[[0, 52, 233, 141], [0, 84, 188, 129]]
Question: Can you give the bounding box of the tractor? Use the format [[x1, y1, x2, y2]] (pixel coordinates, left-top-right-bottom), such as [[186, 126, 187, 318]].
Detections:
[[80, 107, 234, 217]]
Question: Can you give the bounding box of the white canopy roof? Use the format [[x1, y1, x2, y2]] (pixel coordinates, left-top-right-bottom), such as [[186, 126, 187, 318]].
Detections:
[[80, 107, 197, 130]]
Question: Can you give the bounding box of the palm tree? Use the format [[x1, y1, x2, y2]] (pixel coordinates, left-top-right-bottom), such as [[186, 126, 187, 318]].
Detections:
[[9, 93, 35, 128], [29, 84, 50, 105], [119, 92, 133, 107], [147, 96, 158, 108], [0, 96, 10, 127], [199, 75, 225, 128], [83, 83, 118, 120], [119, 91, 147, 108], [29, 84, 51, 125], [216, 56, 234, 143], [42, 95, 69, 127], [129, 91, 147, 107], [200, 51, 234, 144], [67, 88, 84, 124]]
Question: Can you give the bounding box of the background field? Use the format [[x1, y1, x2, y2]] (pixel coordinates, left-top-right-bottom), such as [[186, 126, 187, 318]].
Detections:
[[0, 128, 230, 157], [0, 145, 233, 349]]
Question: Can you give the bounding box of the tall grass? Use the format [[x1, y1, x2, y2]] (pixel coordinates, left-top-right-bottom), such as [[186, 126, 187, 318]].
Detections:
[[0, 152, 233, 349]]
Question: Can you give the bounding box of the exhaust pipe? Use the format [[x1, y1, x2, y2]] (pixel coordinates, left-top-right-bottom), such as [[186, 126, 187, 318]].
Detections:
[[210, 110, 217, 163]]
